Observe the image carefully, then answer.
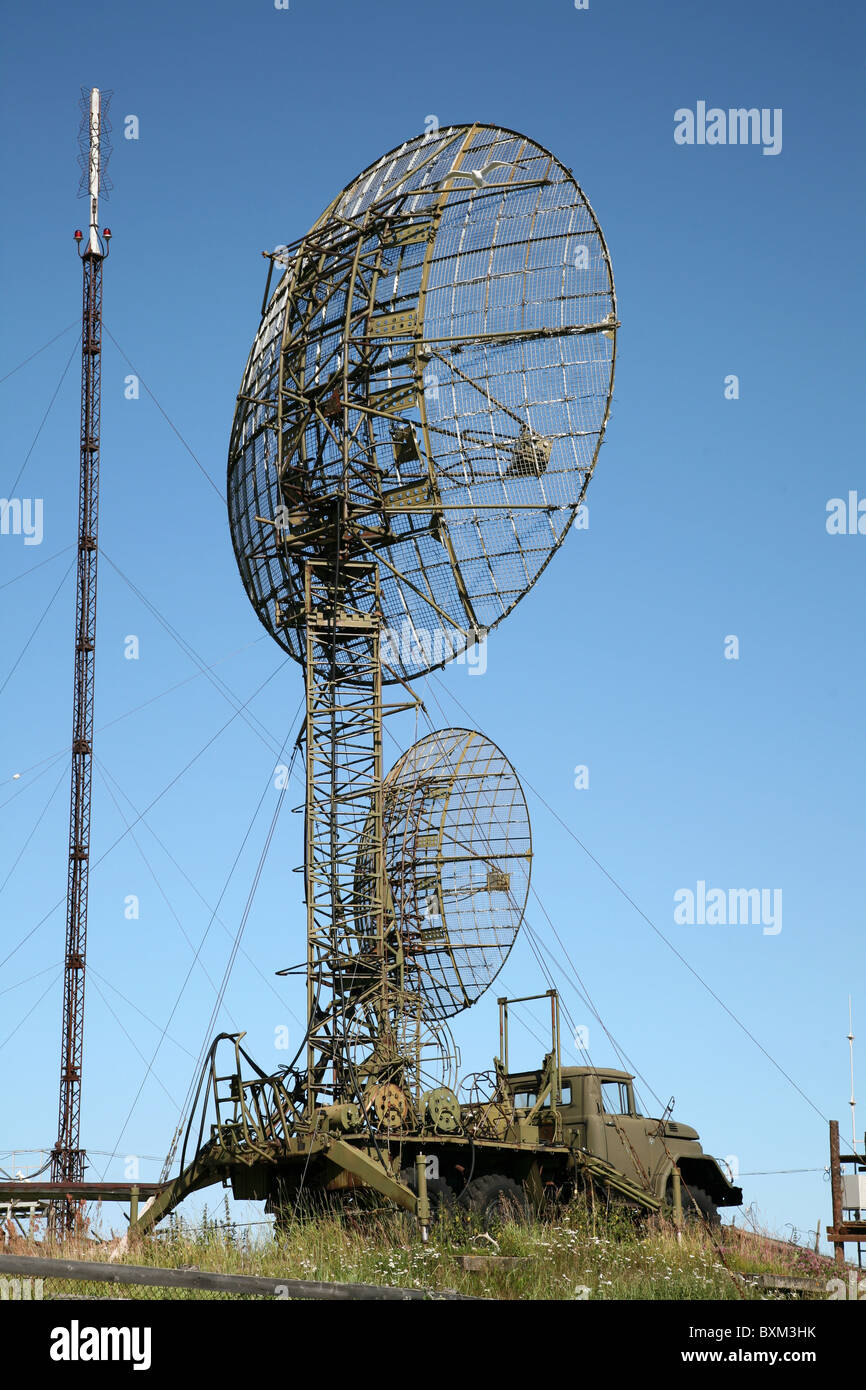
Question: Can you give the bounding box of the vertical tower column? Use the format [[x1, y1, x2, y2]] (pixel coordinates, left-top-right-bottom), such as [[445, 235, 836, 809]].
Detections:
[[303, 558, 390, 1111], [51, 87, 107, 1234]]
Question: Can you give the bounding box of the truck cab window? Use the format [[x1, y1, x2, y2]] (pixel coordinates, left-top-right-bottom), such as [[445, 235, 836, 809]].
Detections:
[[601, 1081, 631, 1116], [513, 1084, 572, 1110]]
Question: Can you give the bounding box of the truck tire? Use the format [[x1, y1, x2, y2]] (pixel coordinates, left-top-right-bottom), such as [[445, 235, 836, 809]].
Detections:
[[667, 1179, 720, 1228], [460, 1174, 531, 1232], [684, 1185, 720, 1227]]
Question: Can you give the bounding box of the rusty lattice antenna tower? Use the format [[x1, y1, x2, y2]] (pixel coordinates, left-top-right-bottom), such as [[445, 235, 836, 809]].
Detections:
[[49, 87, 112, 1233]]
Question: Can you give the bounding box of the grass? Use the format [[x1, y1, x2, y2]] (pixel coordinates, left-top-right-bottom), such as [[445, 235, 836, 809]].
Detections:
[[3, 1198, 839, 1301]]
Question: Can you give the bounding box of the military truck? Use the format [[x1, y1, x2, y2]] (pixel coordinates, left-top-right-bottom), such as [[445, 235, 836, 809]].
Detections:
[[133, 989, 740, 1237], [356, 991, 743, 1230], [464, 1061, 742, 1227]]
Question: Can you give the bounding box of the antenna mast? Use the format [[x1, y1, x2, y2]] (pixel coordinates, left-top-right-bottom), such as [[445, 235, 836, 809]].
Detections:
[[50, 87, 111, 1233], [849, 995, 857, 1156]]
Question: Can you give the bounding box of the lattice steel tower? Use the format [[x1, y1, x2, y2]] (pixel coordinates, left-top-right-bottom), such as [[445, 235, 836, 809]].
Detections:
[[50, 88, 112, 1231]]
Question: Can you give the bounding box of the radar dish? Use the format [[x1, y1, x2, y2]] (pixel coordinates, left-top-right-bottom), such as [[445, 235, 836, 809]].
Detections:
[[380, 727, 531, 1021], [227, 122, 616, 681]]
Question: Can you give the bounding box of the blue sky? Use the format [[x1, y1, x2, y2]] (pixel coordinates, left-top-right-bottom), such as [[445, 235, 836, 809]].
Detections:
[[1, 0, 864, 1247]]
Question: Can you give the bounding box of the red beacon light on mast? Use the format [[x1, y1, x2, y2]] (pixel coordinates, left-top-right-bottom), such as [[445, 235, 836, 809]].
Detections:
[[74, 229, 83, 241]]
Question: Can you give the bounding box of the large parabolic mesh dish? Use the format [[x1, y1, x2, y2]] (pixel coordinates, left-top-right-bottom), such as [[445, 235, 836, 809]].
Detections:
[[227, 123, 616, 682], [378, 728, 532, 1022]]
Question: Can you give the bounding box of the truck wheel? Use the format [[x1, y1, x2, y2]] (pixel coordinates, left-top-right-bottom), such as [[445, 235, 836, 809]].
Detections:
[[667, 1180, 720, 1228], [460, 1174, 531, 1232], [398, 1166, 456, 1221], [685, 1185, 720, 1227]]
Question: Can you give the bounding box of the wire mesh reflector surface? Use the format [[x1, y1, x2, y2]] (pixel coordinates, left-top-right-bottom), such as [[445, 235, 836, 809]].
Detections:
[[383, 727, 531, 1021], [227, 123, 616, 680]]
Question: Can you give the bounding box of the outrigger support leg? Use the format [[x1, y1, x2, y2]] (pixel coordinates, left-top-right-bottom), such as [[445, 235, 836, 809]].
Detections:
[[322, 1138, 417, 1212]]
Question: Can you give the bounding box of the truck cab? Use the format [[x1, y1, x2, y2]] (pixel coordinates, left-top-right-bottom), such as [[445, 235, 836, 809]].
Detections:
[[506, 1064, 742, 1218]]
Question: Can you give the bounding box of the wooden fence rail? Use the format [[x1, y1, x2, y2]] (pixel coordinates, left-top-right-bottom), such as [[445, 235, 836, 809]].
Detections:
[[0, 1252, 467, 1301]]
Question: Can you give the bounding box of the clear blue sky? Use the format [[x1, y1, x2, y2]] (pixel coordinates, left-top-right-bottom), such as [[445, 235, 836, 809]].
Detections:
[[1, 0, 863, 1248]]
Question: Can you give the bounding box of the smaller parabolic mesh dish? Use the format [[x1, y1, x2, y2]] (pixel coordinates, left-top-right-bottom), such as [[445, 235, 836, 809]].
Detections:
[[383, 727, 531, 1021]]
